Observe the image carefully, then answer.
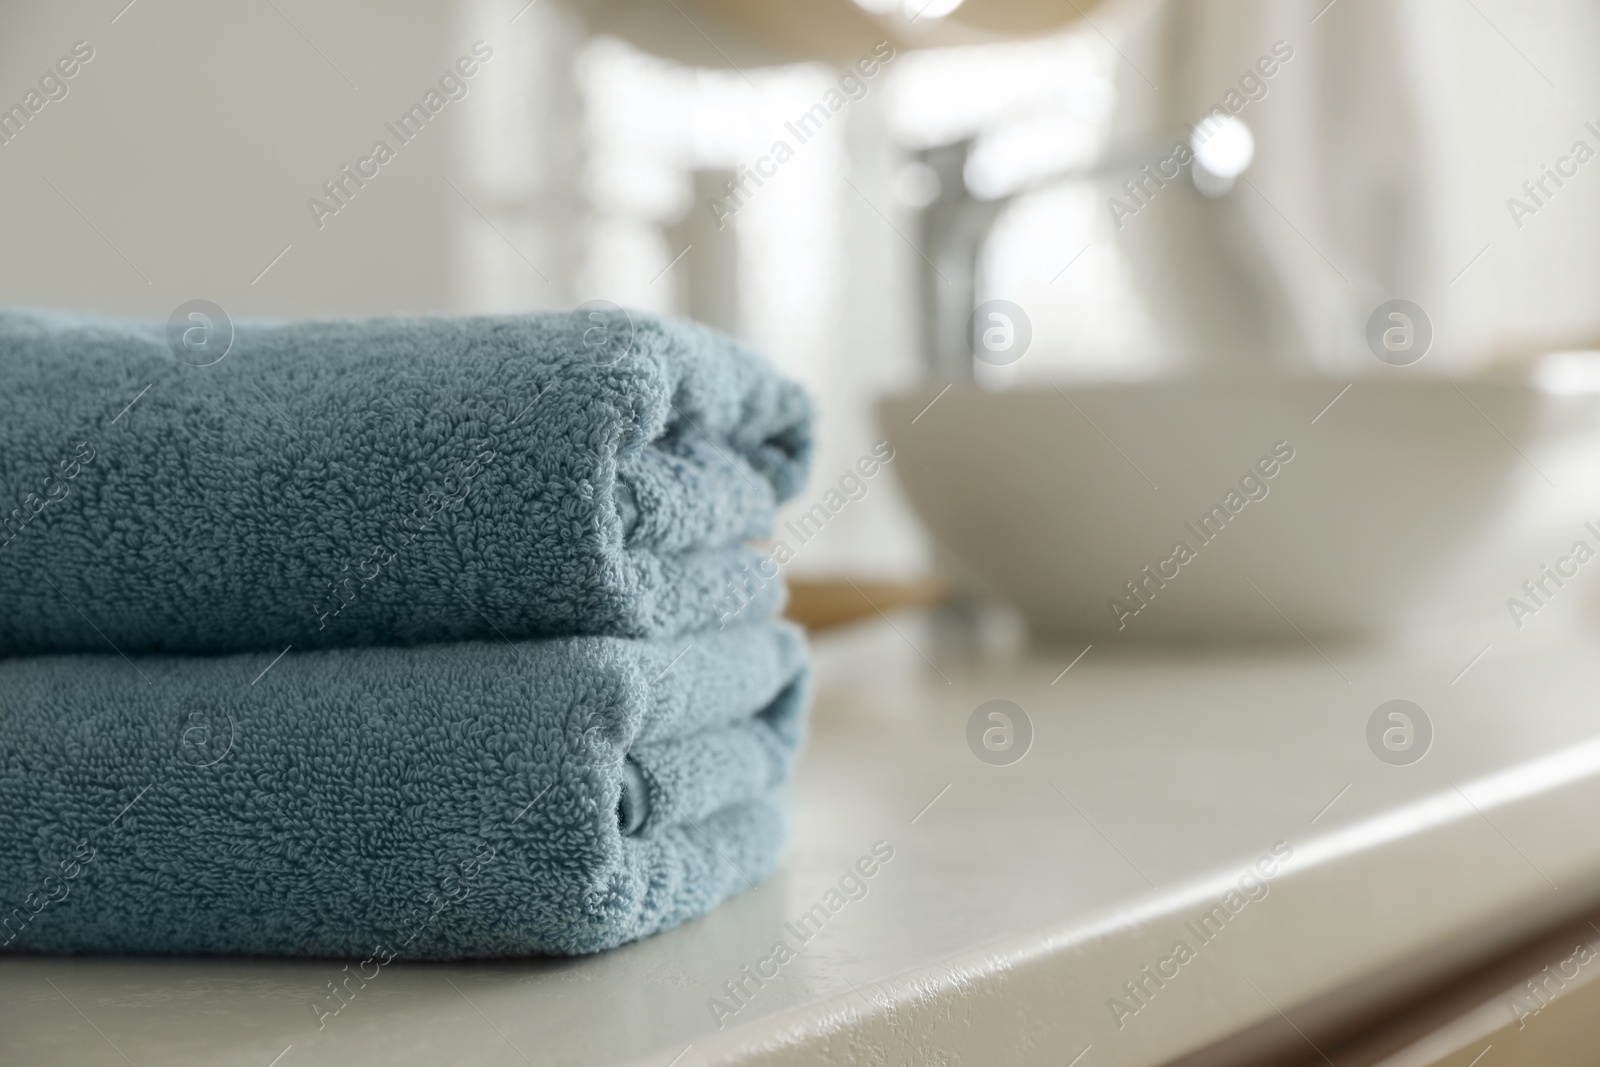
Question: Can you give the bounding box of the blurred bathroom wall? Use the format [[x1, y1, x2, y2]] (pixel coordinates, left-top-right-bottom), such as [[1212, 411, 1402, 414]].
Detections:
[[1, 1, 464, 312], [1124, 0, 1600, 373]]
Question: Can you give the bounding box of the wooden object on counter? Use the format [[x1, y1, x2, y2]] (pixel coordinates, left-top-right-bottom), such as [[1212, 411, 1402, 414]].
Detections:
[[783, 576, 949, 632]]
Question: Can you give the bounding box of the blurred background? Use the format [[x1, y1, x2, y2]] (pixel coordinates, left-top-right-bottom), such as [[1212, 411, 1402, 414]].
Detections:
[[6, 0, 1600, 649], [13, 9, 1600, 1062]]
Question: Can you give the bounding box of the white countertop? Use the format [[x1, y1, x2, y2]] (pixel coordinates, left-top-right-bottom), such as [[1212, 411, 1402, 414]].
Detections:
[[5, 616, 1600, 1067]]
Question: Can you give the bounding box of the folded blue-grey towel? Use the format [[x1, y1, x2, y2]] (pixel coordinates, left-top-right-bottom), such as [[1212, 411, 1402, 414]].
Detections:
[[0, 622, 808, 958], [0, 308, 810, 654]]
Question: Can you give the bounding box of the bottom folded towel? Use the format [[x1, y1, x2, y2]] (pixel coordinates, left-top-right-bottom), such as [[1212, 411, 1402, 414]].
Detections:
[[0, 623, 808, 958]]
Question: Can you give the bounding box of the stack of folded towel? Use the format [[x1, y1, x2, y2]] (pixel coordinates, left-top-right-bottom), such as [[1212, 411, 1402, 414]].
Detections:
[[0, 308, 812, 958]]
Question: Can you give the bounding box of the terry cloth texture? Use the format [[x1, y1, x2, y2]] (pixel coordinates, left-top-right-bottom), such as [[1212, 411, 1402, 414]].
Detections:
[[0, 621, 808, 958], [0, 307, 811, 654]]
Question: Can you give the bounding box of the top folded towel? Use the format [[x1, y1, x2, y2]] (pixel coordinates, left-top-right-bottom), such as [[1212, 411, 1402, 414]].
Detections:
[[0, 308, 811, 654]]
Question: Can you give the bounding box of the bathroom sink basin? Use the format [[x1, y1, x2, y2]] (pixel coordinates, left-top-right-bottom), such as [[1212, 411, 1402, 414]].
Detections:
[[881, 377, 1600, 642]]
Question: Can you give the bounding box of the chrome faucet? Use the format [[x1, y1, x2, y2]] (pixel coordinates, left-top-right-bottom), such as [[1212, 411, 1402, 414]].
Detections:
[[911, 117, 1284, 380]]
